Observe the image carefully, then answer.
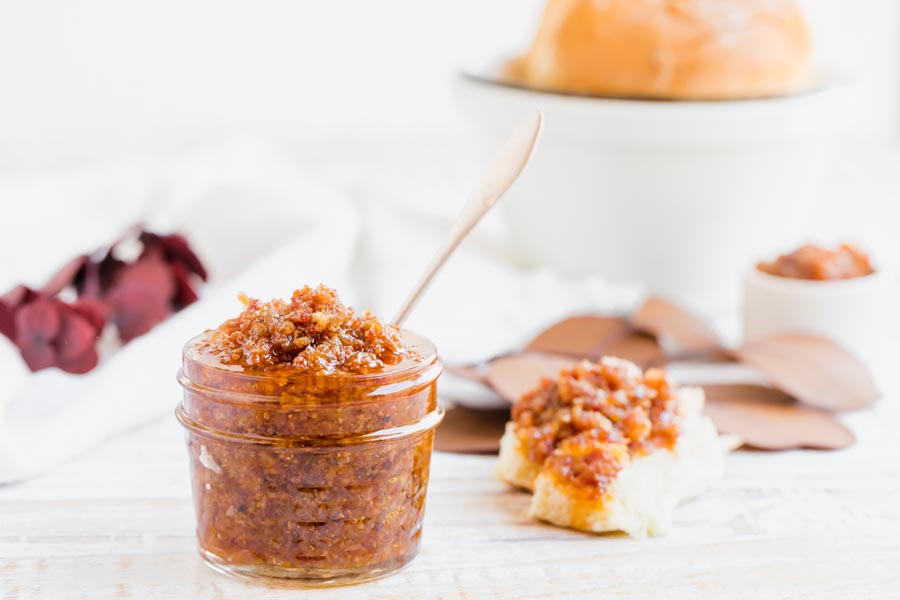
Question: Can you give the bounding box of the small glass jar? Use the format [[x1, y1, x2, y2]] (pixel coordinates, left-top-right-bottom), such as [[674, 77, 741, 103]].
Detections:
[[176, 331, 443, 586]]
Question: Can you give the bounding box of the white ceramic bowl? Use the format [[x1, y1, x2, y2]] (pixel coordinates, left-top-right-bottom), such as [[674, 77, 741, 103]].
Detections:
[[454, 71, 857, 311], [743, 268, 891, 367]]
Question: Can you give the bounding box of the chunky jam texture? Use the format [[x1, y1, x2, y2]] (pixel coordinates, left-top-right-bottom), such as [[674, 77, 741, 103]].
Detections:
[[757, 243, 875, 281], [512, 357, 681, 498], [202, 285, 409, 374], [187, 427, 435, 575], [543, 435, 630, 497], [180, 286, 440, 577]]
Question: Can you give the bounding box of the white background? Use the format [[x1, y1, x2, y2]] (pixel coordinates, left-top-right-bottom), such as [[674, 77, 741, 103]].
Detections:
[[0, 0, 897, 171], [0, 5, 897, 596]]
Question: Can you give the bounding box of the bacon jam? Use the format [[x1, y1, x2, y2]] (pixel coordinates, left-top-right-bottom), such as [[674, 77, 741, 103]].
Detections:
[[757, 243, 875, 281], [512, 357, 680, 498], [176, 285, 443, 584]]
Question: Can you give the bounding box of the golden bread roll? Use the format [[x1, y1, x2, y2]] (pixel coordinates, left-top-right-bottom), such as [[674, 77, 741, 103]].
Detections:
[[507, 0, 814, 99]]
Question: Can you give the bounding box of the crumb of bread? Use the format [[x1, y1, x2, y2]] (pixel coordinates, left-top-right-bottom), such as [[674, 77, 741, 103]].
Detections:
[[496, 422, 543, 491]]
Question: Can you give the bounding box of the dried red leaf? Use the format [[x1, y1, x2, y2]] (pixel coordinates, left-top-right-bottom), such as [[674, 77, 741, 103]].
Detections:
[[2, 285, 33, 307], [487, 353, 576, 403], [17, 339, 58, 372], [105, 252, 176, 343], [74, 249, 127, 298], [55, 344, 99, 374], [703, 384, 855, 451], [14, 296, 62, 371], [632, 297, 723, 352], [1, 227, 207, 375], [99, 251, 127, 294], [54, 304, 101, 374], [70, 297, 107, 336], [170, 262, 201, 310], [1, 287, 36, 340], [731, 334, 878, 412], [7, 293, 103, 373], [140, 231, 208, 281]]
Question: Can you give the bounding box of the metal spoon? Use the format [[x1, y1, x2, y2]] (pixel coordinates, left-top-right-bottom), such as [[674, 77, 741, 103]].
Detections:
[[392, 110, 544, 326]]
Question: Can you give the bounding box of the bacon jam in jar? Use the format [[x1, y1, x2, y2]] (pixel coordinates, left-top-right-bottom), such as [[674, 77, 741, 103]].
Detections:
[[176, 285, 443, 585]]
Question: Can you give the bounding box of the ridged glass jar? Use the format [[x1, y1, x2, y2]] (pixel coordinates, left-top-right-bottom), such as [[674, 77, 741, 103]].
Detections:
[[176, 332, 443, 586]]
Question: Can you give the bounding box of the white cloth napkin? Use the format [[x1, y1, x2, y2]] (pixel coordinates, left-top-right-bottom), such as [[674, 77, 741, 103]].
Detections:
[[0, 141, 640, 483]]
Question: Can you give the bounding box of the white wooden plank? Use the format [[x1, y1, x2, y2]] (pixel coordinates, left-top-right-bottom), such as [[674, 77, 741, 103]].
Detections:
[[1, 397, 898, 600]]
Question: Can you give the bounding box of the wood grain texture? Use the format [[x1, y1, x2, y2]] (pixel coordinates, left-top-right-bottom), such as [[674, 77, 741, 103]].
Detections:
[[1, 398, 899, 600]]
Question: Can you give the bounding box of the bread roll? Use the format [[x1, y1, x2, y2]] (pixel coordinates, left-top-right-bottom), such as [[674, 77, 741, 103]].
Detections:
[[507, 0, 814, 100]]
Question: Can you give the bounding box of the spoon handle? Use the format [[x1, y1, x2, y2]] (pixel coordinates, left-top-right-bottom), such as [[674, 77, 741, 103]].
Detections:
[[392, 110, 543, 327]]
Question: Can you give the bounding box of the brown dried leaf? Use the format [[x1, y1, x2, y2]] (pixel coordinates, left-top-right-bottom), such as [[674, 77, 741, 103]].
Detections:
[[487, 353, 576, 403], [526, 315, 632, 358], [731, 334, 879, 412], [525, 314, 665, 367], [434, 406, 509, 454], [632, 297, 723, 351], [703, 384, 855, 451], [604, 332, 665, 368]]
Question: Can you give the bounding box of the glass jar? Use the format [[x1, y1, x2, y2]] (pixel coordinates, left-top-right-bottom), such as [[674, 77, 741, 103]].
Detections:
[[175, 331, 443, 586]]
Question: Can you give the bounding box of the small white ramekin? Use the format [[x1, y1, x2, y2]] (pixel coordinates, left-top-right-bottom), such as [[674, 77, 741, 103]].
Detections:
[[743, 268, 893, 368]]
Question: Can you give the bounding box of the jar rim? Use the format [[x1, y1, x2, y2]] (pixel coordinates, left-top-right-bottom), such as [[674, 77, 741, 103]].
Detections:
[[181, 329, 439, 387]]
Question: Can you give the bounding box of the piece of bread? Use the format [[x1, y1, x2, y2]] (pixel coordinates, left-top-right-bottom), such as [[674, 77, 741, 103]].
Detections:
[[496, 421, 542, 491], [506, 0, 814, 100], [528, 387, 738, 537], [497, 358, 738, 537]]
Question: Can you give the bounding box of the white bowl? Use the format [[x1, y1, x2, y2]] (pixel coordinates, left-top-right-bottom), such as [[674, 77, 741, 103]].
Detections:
[[743, 268, 892, 367], [454, 71, 858, 311]]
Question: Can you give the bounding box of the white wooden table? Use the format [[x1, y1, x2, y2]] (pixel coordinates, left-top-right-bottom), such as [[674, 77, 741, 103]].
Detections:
[[2, 398, 899, 600]]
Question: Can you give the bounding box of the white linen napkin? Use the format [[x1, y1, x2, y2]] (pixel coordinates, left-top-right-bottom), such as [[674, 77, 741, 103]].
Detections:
[[0, 141, 640, 483], [0, 142, 361, 482]]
